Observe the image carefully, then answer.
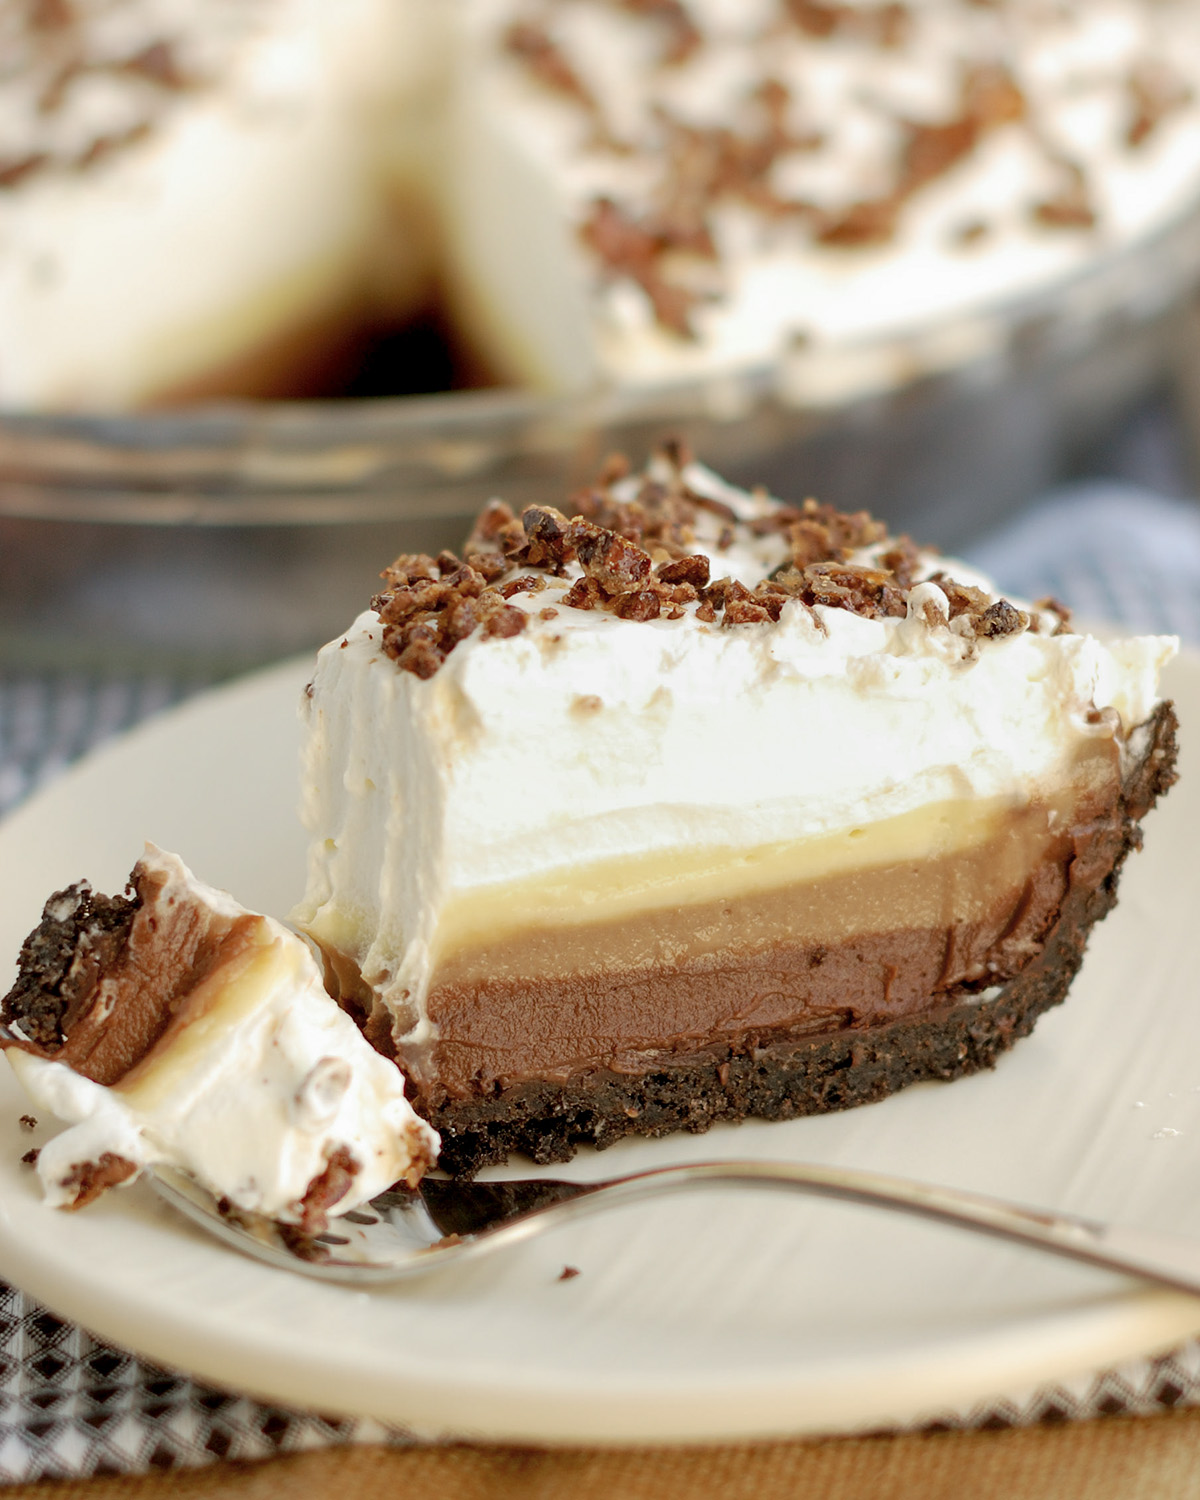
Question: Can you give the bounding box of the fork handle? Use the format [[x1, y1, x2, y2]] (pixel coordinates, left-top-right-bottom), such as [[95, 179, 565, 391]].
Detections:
[[481, 1160, 1200, 1300]]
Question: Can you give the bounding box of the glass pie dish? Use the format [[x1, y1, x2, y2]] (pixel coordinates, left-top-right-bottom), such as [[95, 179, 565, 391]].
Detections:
[[2, 194, 1199, 678]]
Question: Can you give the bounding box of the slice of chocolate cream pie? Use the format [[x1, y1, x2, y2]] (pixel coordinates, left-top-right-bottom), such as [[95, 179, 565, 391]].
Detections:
[[292, 447, 1179, 1176]]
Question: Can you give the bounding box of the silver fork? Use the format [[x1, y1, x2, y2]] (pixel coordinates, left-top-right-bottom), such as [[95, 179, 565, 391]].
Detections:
[[147, 1158, 1200, 1296]]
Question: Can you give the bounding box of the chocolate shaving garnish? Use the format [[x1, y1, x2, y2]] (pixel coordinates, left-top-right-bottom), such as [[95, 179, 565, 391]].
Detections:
[[779, 498, 888, 565], [954, 218, 990, 246], [77, 121, 152, 170], [816, 62, 1025, 249], [21, 1148, 40, 1168], [389, 634, 444, 680], [19, 1115, 36, 1131], [598, 452, 632, 485], [929, 572, 1030, 640]]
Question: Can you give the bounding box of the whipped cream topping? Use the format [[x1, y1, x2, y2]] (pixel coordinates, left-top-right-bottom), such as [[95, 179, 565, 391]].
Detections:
[[448, 0, 1200, 396], [294, 455, 1177, 1041], [7, 847, 438, 1223]]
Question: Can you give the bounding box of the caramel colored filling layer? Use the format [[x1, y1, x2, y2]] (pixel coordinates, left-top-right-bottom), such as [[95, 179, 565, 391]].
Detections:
[[405, 748, 1123, 1103], [430, 795, 1018, 968]]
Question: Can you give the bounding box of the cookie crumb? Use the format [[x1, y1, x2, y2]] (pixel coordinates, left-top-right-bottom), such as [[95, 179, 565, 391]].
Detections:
[[20, 1148, 39, 1168], [19, 1114, 36, 1131], [558, 1265, 581, 1281]]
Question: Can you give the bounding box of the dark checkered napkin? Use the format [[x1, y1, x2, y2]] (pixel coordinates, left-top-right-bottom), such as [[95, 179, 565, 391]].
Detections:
[[0, 481, 1198, 1477], [0, 1287, 407, 1482]]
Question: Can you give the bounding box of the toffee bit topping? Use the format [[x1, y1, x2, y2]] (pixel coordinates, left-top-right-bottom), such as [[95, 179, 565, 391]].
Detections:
[[931, 572, 1028, 638], [2, 9, 202, 189], [374, 552, 529, 678], [60, 1152, 138, 1210], [519, 506, 575, 572], [372, 445, 1034, 675], [614, 588, 662, 621], [500, 574, 548, 599], [656, 554, 710, 588], [498, 2, 1170, 334], [567, 519, 654, 592], [786, 1, 911, 46], [877, 537, 922, 588], [504, 20, 598, 111], [818, 63, 1026, 247], [581, 198, 702, 337]]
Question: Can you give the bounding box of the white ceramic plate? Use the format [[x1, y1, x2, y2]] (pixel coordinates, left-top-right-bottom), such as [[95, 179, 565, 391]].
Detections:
[[0, 654, 1197, 1445]]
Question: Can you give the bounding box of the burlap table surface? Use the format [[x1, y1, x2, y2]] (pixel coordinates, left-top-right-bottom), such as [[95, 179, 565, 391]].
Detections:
[[1, 479, 1200, 1493], [6, 1410, 1200, 1500]]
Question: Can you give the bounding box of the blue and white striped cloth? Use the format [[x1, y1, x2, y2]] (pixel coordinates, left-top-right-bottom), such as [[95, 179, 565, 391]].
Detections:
[[966, 482, 1200, 643]]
